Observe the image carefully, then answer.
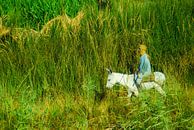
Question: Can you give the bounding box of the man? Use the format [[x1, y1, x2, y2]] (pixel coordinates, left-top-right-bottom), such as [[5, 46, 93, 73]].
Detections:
[[135, 44, 152, 87]]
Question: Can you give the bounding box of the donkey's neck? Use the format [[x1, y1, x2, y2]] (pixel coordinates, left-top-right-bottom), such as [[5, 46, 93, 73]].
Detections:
[[114, 73, 133, 86]]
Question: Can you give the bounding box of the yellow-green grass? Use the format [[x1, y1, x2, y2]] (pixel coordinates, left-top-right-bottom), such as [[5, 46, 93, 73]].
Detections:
[[0, 0, 194, 129], [0, 73, 193, 129]]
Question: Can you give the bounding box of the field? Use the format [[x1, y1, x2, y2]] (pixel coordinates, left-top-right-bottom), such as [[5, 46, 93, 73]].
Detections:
[[0, 0, 194, 129]]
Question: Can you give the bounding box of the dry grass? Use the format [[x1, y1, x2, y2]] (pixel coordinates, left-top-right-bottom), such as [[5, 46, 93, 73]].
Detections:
[[40, 10, 84, 35], [0, 11, 84, 43], [0, 17, 10, 37], [0, 0, 193, 128], [11, 28, 39, 42], [0, 17, 39, 43]]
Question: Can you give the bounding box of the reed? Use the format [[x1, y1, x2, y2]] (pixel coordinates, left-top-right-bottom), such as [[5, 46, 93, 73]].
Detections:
[[0, 0, 193, 129]]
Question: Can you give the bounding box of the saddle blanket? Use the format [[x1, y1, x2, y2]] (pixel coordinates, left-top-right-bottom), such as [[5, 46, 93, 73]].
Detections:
[[141, 73, 155, 82]]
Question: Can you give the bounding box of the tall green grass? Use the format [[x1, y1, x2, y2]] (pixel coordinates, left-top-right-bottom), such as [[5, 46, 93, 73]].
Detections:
[[0, 0, 194, 129], [0, 73, 193, 129]]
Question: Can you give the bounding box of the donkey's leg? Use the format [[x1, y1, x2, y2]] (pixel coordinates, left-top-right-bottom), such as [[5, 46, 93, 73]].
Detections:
[[127, 86, 139, 97], [127, 91, 132, 98], [132, 87, 139, 97], [154, 83, 166, 96]]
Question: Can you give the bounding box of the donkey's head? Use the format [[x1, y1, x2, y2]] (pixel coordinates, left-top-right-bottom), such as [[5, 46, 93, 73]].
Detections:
[[105, 68, 116, 88]]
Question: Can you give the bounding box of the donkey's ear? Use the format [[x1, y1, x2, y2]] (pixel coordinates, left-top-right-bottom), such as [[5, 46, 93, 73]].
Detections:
[[109, 67, 112, 73], [105, 68, 112, 74], [109, 68, 112, 73]]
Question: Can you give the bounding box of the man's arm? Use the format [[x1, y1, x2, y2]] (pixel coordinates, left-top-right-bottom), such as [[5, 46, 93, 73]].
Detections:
[[139, 55, 145, 73]]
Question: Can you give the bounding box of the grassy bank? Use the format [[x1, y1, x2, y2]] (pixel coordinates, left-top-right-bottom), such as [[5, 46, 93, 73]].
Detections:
[[0, 0, 194, 129], [0, 74, 193, 129]]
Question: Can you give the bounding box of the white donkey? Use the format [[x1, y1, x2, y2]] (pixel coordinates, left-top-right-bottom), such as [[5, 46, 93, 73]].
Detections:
[[105, 68, 166, 97]]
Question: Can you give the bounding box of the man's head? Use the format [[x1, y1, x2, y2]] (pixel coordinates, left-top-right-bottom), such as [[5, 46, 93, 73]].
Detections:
[[138, 44, 147, 55]]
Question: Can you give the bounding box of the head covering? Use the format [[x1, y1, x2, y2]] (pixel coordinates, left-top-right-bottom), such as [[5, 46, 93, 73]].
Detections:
[[139, 44, 147, 52]]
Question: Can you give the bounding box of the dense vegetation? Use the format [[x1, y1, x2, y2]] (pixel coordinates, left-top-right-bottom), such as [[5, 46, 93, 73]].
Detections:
[[0, 0, 193, 129]]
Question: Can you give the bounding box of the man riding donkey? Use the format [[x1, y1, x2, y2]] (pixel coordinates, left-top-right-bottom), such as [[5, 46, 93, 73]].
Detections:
[[134, 44, 154, 88]]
